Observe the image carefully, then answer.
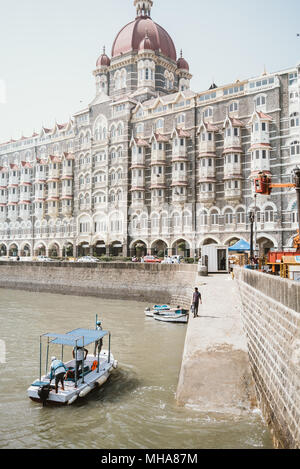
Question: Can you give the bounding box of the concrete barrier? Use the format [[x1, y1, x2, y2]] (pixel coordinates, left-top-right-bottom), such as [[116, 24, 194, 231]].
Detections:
[[0, 261, 197, 307], [235, 267, 300, 449]]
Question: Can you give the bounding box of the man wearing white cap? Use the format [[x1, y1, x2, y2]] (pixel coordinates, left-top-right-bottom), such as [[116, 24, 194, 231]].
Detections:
[[49, 357, 67, 394]]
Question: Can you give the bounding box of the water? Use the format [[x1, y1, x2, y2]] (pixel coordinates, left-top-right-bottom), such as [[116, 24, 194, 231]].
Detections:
[[0, 289, 273, 449]]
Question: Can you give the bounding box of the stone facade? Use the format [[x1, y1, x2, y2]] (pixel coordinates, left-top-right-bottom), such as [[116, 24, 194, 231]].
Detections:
[[0, 1, 300, 259], [235, 267, 300, 449]]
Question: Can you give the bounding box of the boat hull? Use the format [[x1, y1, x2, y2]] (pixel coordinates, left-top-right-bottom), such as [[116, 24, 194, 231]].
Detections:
[[154, 314, 189, 324], [27, 353, 116, 406]]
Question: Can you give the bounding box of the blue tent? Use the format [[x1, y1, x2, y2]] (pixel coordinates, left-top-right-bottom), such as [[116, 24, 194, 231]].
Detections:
[[228, 239, 251, 252]]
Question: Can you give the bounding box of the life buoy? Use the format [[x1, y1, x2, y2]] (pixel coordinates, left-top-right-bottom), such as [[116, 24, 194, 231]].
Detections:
[[91, 360, 98, 371]]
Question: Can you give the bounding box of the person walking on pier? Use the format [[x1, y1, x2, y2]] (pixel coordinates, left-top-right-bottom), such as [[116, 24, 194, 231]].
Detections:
[[192, 287, 202, 318]]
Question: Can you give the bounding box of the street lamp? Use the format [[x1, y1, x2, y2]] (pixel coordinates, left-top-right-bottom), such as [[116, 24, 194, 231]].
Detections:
[[249, 211, 255, 260]]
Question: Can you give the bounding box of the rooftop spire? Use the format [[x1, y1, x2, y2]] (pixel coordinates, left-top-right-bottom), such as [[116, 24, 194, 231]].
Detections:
[[134, 0, 153, 17]]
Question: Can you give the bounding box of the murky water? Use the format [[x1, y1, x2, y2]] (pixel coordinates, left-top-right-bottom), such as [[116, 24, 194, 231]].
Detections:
[[0, 289, 272, 449]]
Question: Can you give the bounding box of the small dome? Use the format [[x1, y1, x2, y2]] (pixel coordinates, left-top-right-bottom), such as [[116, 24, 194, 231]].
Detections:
[[96, 47, 111, 68], [177, 51, 189, 71], [138, 32, 155, 52]]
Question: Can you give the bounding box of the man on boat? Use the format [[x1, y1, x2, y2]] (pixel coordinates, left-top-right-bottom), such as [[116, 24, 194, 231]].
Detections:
[[49, 357, 67, 394], [192, 287, 202, 318], [72, 346, 88, 377], [94, 321, 103, 357]]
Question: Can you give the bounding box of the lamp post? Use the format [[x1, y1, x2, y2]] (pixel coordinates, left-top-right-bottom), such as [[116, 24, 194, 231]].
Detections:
[[293, 167, 300, 238], [249, 211, 255, 261]]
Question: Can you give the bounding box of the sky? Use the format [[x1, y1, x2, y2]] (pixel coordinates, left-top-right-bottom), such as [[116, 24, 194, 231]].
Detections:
[[0, 0, 299, 142]]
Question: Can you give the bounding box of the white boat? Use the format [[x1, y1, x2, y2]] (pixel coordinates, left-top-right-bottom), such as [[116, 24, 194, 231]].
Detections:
[[145, 306, 187, 318], [154, 313, 189, 324], [27, 327, 118, 406]]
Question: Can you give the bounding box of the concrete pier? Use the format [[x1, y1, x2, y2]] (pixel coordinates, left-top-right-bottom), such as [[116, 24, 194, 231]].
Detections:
[[176, 274, 256, 415]]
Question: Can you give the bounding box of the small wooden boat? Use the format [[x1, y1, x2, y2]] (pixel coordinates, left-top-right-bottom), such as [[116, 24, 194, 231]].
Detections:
[[145, 304, 183, 317], [27, 325, 118, 406], [154, 312, 189, 324]]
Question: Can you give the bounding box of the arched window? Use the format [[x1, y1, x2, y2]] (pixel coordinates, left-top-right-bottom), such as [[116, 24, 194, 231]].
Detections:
[[224, 209, 234, 225], [176, 114, 185, 125], [151, 214, 159, 229], [291, 141, 300, 157], [210, 210, 219, 226], [172, 212, 181, 228], [236, 208, 245, 224], [291, 201, 298, 224], [264, 206, 274, 223], [156, 119, 164, 131], [290, 113, 300, 128], [229, 102, 238, 113], [200, 210, 208, 226], [94, 115, 107, 141], [255, 95, 266, 107], [183, 211, 192, 228], [204, 107, 213, 119]]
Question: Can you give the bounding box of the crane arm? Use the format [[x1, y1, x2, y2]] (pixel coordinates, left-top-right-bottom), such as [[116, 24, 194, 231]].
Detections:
[[269, 183, 296, 189]]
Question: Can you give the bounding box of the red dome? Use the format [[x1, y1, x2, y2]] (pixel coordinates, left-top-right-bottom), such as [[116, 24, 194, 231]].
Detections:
[[96, 48, 111, 68], [177, 54, 189, 71], [112, 17, 177, 62]]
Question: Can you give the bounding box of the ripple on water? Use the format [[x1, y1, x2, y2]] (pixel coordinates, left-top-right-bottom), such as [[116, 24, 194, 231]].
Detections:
[[0, 289, 273, 449]]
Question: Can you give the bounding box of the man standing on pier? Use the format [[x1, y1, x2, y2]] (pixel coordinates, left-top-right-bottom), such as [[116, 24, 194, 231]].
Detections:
[[192, 287, 202, 318]]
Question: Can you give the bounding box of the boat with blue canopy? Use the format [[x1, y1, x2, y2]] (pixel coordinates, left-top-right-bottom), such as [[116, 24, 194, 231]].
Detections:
[[27, 322, 118, 406]]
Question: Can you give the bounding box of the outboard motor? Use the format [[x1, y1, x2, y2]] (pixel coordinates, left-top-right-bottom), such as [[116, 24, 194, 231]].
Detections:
[[38, 384, 51, 407]]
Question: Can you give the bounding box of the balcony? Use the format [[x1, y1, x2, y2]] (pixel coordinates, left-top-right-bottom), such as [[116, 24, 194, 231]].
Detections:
[[131, 176, 145, 189], [224, 180, 242, 201], [199, 165, 216, 181], [8, 192, 19, 204], [61, 200, 73, 217], [0, 192, 7, 204], [8, 174, 19, 186], [224, 187, 242, 201], [198, 139, 216, 156], [172, 170, 188, 185], [62, 165, 73, 179], [19, 204, 31, 220], [47, 200, 59, 218], [48, 160, 61, 180], [35, 168, 47, 182], [0, 207, 7, 220], [198, 183, 215, 204], [34, 203, 45, 218], [61, 180, 73, 198], [151, 148, 166, 164], [151, 173, 165, 187], [7, 205, 18, 220], [172, 144, 187, 160], [131, 154, 145, 168], [224, 162, 242, 179]]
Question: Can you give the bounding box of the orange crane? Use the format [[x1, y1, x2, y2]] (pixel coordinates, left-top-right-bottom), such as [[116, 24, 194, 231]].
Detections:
[[254, 169, 300, 250]]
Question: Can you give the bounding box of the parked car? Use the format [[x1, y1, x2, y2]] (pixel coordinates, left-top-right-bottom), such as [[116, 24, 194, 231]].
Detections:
[[77, 256, 99, 263], [36, 256, 54, 262], [143, 256, 162, 264], [162, 256, 183, 264]]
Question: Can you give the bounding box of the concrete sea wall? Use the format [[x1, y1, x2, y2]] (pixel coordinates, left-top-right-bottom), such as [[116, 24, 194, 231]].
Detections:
[[0, 261, 196, 307], [235, 267, 300, 449], [176, 275, 257, 416]]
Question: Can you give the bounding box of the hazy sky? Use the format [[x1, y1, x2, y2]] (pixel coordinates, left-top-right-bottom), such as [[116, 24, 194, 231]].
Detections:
[[0, 0, 299, 142]]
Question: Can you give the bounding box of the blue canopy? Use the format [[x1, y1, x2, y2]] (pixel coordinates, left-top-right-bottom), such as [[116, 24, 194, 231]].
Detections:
[[44, 328, 109, 347], [228, 240, 251, 252]]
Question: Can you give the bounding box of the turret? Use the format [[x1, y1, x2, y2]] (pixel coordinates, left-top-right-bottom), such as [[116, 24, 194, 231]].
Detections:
[[134, 0, 153, 17]]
